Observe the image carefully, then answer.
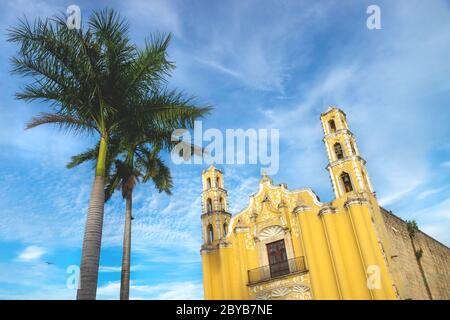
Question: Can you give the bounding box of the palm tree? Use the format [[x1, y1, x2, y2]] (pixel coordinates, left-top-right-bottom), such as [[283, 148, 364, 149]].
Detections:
[[109, 146, 172, 300], [69, 141, 173, 300], [8, 9, 211, 299]]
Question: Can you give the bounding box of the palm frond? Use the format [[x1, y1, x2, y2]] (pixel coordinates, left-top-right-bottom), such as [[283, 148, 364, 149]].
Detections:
[[25, 112, 97, 135], [136, 145, 173, 194], [66, 146, 98, 169], [150, 160, 173, 195], [138, 88, 212, 130], [127, 33, 174, 92]]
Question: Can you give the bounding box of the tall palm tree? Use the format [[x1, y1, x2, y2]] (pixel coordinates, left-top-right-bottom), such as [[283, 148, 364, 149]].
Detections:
[[69, 142, 173, 300], [108, 146, 172, 300], [8, 9, 211, 299]]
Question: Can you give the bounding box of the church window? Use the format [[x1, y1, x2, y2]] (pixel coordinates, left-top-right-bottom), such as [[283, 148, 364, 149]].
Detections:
[[219, 197, 224, 211], [208, 224, 214, 243], [266, 239, 289, 278], [216, 177, 220, 188], [206, 178, 211, 189], [341, 172, 353, 193], [329, 119, 336, 133], [334, 142, 344, 160], [223, 223, 228, 237], [207, 198, 213, 213]]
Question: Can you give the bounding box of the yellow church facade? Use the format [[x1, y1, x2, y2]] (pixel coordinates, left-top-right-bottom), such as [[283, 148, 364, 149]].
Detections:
[[200, 107, 449, 300]]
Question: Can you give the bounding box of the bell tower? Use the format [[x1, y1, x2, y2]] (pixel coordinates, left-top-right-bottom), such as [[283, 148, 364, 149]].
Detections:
[[320, 107, 375, 199], [201, 166, 231, 247]]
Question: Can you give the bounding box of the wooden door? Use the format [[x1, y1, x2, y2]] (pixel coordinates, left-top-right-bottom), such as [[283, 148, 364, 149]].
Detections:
[[266, 239, 289, 278]]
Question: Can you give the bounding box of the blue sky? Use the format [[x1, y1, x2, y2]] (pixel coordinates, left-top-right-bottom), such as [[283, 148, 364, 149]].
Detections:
[[0, 0, 449, 299]]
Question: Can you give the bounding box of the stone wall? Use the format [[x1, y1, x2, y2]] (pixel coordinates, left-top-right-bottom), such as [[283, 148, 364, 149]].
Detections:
[[381, 208, 450, 300]]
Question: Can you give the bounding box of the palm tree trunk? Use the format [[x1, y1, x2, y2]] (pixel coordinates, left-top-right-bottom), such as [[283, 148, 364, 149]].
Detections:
[[76, 136, 107, 300], [120, 193, 132, 300]]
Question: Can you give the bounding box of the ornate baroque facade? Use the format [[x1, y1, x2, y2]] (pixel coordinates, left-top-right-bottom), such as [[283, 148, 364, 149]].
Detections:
[[200, 107, 450, 300]]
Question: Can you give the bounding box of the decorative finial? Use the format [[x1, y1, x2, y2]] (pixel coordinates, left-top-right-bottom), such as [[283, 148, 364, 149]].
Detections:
[[260, 170, 272, 184]]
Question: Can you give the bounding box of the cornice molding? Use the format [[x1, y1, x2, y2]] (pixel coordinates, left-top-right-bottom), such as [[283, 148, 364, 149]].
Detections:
[[202, 165, 222, 174], [344, 197, 369, 208], [322, 128, 354, 140], [200, 244, 217, 253], [234, 225, 250, 234], [218, 241, 232, 249], [318, 206, 338, 216], [326, 155, 366, 169], [201, 211, 232, 219], [277, 201, 287, 209], [320, 106, 347, 118], [293, 205, 312, 214], [201, 187, 228, 195]]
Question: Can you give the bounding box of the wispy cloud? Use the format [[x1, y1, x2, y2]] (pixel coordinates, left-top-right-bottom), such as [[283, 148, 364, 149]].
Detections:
[[195, 58, 244, 80], [16, 245, 46, 262], [417, 185, 449, 200], [97, 280, 203, 300], [120, 0, 182, 38], [0, 259, 74, 299], [172, 0, 336, 93], [99, 265, 145, 273], [421, 223, 450, 247], [0, 0, 449, 300], [378, 181, 422, 207]]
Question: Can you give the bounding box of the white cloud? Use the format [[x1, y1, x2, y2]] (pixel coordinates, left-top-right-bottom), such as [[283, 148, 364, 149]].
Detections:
[[0, 259, 76, 300], [411, 198, 450, 221], [97, 280, 203, 300], [421, 223, 450, 247], [417, 186, 449, 200], [0, 161, 202, 252], [178, 0, 336, 93], [378, 180, 421, 206], [225, 167, 261, 213], [99, 265, 145, 273], [0, 164, 91, 248], [96, 281, 121, 299], [16, 246, 46, 262], [120, 0, 182, 38], [1, 0, 57, 26], [405, 197, 450, 246], [195, 58, 244, 80], [99, 266, 122, 273], [1, 0, 450, 299]]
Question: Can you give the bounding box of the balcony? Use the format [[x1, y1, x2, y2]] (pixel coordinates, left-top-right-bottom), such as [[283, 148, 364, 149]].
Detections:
[[247, 256, 308, 285]]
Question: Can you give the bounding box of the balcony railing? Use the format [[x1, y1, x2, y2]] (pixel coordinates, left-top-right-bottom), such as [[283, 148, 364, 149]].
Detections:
[[247, 256, 307, 285]]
